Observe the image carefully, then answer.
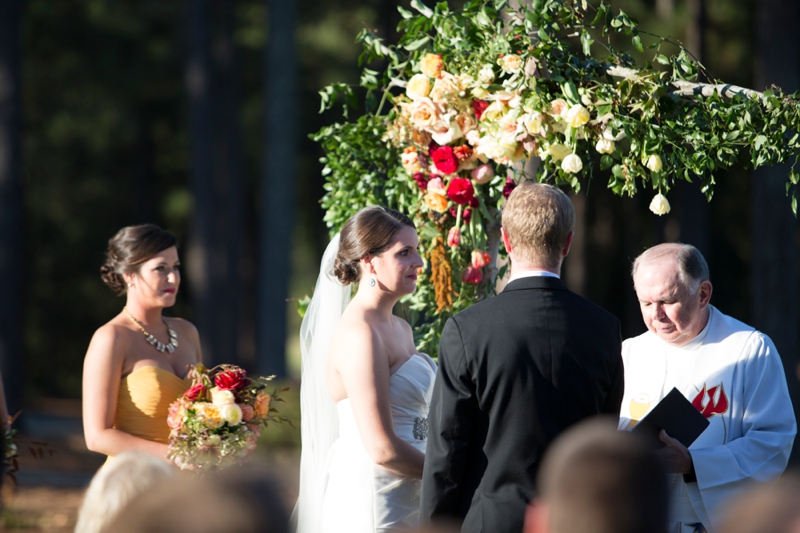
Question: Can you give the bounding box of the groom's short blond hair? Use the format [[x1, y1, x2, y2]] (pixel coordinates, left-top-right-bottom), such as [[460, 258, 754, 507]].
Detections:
[[502, 182, 574, 269]]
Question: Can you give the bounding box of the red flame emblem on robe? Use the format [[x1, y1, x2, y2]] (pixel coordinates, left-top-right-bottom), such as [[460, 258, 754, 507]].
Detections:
[[692, 383, 729, 419]]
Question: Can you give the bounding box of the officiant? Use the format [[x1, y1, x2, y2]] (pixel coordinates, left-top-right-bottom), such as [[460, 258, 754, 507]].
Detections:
[[619, 243, 796, 533]]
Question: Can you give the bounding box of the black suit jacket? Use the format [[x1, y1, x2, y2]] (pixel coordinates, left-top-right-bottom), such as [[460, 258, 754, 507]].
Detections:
[[420, 276, 623, 533]]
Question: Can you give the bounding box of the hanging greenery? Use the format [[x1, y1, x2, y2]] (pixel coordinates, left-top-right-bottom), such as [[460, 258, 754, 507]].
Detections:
[[310, 0, 800, 354]]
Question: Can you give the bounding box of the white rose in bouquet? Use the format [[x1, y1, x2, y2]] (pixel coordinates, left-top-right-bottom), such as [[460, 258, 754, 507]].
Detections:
[[220, 403, 244, 426]]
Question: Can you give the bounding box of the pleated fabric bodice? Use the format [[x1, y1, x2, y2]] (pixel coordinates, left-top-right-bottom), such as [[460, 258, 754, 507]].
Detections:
[[114, 366, 192, 444]]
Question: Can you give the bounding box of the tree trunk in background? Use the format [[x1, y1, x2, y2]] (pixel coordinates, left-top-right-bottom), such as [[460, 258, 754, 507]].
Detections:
[[186, 0, 219, 364], [655, 0, 674, 20], [564, 192, 587, 296], [752, 0, 800, 463], [678, 0, 710, 259], [0, 0, 24, 422], [212, 0, 245, 368], [257, 0, 296, 378]]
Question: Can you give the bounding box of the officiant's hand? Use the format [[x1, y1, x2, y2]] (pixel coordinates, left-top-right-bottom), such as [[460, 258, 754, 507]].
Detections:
[[655, 430, 693, 474]]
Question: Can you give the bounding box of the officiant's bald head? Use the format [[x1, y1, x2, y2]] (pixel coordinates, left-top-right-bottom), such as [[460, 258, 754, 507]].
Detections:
[[631, 243, 713, 346]]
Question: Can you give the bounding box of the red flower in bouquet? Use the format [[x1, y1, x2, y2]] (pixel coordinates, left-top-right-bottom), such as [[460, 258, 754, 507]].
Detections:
[[430, 145, 459, 175], [215, 368, 248, 391], [462, 265, 483, 284], [502, 177, 517, 199], [471, 99, 490, 120], [184, 383, 206, 402], [447, 177, 475, 205]]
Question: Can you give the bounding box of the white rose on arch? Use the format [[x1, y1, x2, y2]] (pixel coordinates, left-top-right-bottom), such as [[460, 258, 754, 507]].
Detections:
[[649, 193, 671, 215], [406, 73, 432, 100], [595, 138, 615, 154], [645, 154, 663, 172], [561, 153, 583, 173], [564, 104, 590, 128], [546, 143, 571, 161], [478, 64, 495, 84]]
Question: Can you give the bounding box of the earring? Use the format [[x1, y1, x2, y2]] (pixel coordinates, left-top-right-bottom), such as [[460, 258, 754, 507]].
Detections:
[[127, 282, 133, 288], [369, 276, 376, 287]]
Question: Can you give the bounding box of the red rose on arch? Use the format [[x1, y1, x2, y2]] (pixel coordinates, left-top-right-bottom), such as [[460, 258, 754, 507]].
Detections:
[[462, 265, 483, 284], [471, 99, 490, 120], [412, 172, 429, 191], [429, 145, 459, 175], [449, 206, 472, 224], [215, 368, 248, 391], [447, 177, 475, 205], [502, 177, 517, 199]]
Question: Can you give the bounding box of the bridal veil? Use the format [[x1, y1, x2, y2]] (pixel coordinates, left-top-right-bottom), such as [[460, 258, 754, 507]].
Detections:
[[292, 234, 350, 533]]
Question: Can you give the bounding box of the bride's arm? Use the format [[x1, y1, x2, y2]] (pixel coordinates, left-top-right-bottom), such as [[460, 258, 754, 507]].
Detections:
[[332, 323, 425, 479], [82, 325, 170, 459]]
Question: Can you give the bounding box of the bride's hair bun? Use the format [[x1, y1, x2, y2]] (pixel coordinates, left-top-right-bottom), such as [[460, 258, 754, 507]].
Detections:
[[101, 224, 178, 295], [334, 206, 414, 286]]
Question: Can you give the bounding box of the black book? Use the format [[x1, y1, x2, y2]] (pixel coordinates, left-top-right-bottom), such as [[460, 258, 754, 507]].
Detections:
[[632, 387, 710, 449]]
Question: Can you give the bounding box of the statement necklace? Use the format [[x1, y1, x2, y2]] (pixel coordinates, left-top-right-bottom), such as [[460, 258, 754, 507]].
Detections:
[[123, 307, 179, 354]]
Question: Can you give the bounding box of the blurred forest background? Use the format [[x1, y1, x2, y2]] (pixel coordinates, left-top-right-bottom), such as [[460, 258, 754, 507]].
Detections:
[[0, 0, 797, 456]]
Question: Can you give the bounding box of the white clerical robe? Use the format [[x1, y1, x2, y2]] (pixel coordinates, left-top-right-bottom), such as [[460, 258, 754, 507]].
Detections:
[[619, 306, 796, 533]]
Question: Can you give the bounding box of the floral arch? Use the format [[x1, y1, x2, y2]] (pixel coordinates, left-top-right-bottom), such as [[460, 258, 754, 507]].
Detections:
[[311, 0, 800, 354]]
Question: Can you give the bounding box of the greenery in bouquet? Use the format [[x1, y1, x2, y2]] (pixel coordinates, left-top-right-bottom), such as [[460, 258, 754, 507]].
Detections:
[[312, 0, 800, 355], [167, 364, 289, 472]]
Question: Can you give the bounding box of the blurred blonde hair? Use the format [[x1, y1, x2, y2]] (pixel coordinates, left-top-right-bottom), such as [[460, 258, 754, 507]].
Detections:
[[74, 451, 174, 533], [501, 182, 574, 269]]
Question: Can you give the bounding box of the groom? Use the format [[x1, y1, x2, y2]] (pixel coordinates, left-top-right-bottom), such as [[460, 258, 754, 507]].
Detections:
[[420, 182, 624, 533]]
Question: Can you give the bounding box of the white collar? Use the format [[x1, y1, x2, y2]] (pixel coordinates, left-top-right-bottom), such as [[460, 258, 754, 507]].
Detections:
[[508, 270, 560, 284]]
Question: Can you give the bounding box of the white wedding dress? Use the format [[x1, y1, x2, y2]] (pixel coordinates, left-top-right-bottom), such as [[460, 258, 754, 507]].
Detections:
[[293, 235, 437, 533], [322, 353, 437, 533]]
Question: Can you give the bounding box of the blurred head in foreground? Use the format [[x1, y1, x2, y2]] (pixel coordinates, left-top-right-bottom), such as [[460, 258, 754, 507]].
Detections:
[[75, 451, 174, 533], [524, 418, 668, 533], [718, 472, 800, 533], [107, 466, 289, 533]]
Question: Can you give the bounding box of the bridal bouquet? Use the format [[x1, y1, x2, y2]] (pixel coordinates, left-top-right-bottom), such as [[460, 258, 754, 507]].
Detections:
[[167, 364, 286, 471]]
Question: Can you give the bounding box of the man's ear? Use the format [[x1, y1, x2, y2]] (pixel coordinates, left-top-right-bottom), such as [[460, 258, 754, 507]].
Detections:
[[562, 231, 574, 257], [501, 227, 512, 255], [523, 499, 549, 533], [698, 280, 713, 308]]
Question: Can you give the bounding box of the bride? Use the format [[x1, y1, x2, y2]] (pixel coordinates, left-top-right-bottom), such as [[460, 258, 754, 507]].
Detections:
[[295, 206, 437, 533]]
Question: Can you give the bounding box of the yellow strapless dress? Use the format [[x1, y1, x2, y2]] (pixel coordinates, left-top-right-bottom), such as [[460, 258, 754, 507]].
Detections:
[[113, 366, 192, 444]]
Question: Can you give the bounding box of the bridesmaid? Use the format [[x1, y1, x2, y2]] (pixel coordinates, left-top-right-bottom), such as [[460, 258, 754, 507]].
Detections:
[[82, 224, 202, 461]]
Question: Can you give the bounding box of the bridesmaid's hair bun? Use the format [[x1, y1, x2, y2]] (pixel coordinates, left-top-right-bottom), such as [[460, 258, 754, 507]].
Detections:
[[334, 206, 414, 286], [101, 224, 178, 295]]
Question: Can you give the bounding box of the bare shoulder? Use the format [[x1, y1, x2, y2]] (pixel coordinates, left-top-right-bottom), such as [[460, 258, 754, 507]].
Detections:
[[90, 320, 132, 350], [330, 315, 377, 357], [85, 320, 132, 370], [396, 316, 414, 337], [165, 317, 199, 340]]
